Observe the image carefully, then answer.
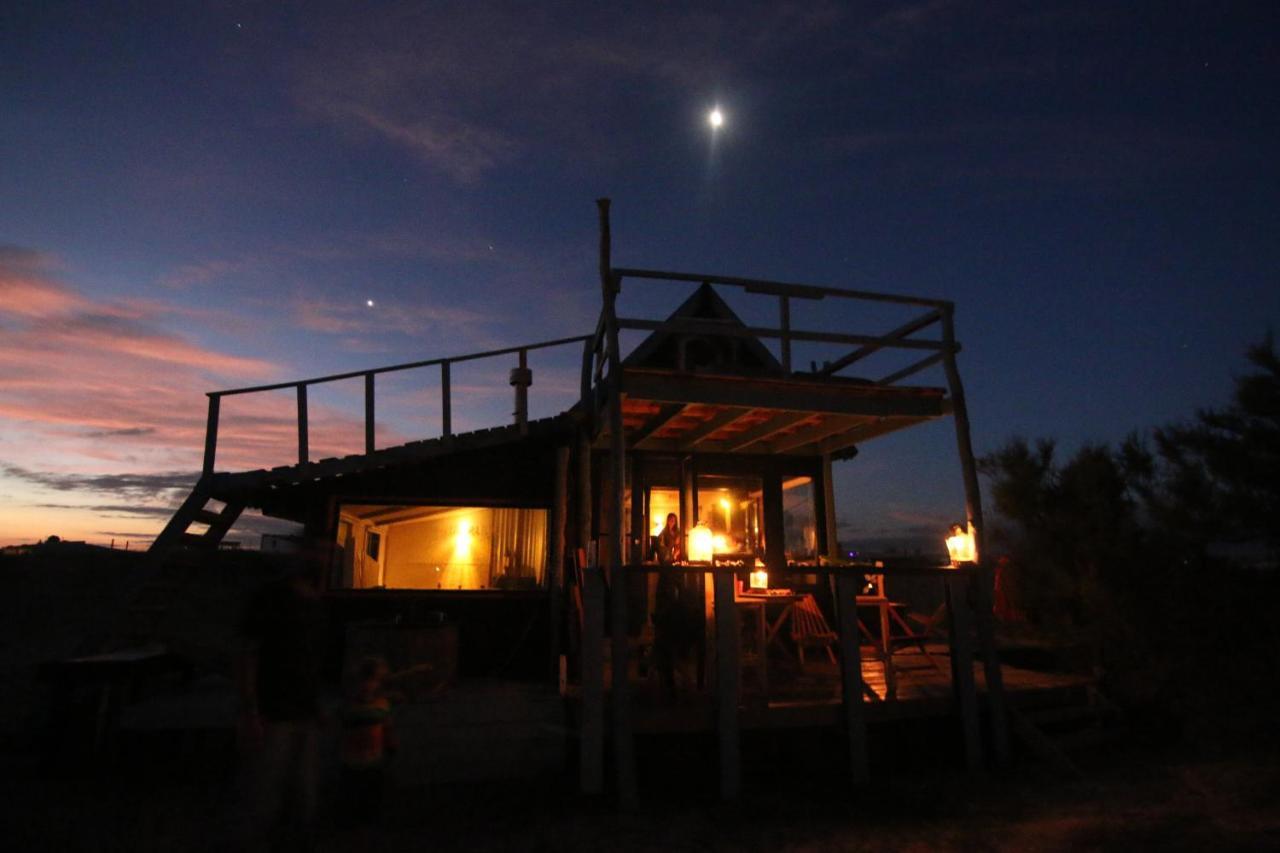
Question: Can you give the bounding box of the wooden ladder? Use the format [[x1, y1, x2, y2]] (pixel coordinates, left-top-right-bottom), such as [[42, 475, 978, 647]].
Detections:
[[149, 479, 245, 558]]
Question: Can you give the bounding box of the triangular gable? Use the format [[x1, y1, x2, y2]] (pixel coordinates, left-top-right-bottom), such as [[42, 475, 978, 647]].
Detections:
[[622, 283, 785, 377]]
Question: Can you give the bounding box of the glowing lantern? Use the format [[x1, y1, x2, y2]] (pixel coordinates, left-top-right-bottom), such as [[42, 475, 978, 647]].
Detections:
[[454, 518, 474, 559], [749, 567, 769, 590], [712, 534, 729, 553], [945, 523, 976, 566], [688, 523, 714, 563]]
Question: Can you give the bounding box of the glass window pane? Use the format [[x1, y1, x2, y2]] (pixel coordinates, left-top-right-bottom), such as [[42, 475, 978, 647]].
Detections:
[[782, 476, 818, 562], [335, 504, 546, 590], [695, 475, 764, 558]]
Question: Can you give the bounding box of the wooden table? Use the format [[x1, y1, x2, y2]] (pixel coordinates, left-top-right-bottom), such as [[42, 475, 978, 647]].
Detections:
[[735, 591, 805, 694]]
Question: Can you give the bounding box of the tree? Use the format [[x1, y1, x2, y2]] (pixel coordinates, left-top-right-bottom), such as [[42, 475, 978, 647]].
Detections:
[[1154, 335, 1280, 558]]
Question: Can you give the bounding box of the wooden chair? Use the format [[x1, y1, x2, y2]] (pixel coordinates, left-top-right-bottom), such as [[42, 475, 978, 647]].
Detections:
[[791, 594, 838, 666]]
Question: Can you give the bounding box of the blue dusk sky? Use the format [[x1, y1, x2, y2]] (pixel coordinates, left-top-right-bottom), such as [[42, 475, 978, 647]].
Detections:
[[1, 1, 1277, 547]]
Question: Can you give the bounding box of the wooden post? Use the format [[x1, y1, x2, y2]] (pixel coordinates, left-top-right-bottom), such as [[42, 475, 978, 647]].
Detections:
[[202, 394, 221, 476], [941, 308, 1008, 762], [580, 565, 605, 795], [779, 295, 792, 373], [834, 570, 870, 784], [364, 372, 375, 454], [821, 453, 839, 557], [511, 348, 531, 435], [598, 197, 637, 808], [946, 572, 983, 771], [550, 444, 570, 677], [296, 384, 309, 465], [577, 430, 592, 554], [441, 361, 452, 438], [712, 569, 742, 799]]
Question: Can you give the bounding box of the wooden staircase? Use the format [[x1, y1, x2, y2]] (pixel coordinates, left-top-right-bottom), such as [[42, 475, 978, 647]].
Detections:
[[1008, 684, 1123, 777], [149, 479, 244, 558]]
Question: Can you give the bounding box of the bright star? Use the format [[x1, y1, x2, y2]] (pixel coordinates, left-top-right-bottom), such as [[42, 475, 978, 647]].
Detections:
[[708, 107, 724, 129], [366, 299, 375, 308]]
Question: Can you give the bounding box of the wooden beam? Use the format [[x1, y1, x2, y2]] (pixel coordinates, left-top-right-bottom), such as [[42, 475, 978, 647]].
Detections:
[[712, 570, 742, 799], [441, 362, 452, 437], [766, 415, 865, 454], [877, 352, 947, 386], [821, 308, 944, 375], [550, 444, 570, 678], [364, 372, 376, 454], [678, 407, 750, 448], [778, 295, 792, 373], [611, 267, 951, 308], [723, 412, 810, 452], [940, 309, 1008, 763], [296, 384, 309, 466], [834, 570, 870, 784], [202, 395, 220, 476], [946, 572, 983, 772], [598, 198, 637, 809], [629, 403, 687, 448], [580, 565, 604, 795], [623, 371, 946, 419], [618, 317, 949, 352]]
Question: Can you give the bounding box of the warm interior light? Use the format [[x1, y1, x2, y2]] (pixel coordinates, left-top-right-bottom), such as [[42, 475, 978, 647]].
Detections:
[[454, 518, 473, 559], [749, 568, 769, 590], [688, 523, 714, 563], [712, 534, 728, 553], [651, 519, 665, 536], [945, 523, 975, 565]]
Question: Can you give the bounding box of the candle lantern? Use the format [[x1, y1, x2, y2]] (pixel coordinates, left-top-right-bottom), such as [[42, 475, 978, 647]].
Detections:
[[688, 523, 714, 563], [749, 567, 769, 590], [945, 522, 976, 566]]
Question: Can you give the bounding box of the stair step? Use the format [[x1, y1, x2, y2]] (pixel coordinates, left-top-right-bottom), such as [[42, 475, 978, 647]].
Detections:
[[193, 508, 225, 525], [1025, 704, 1103, 727], [1051, 727, 1114, 752]]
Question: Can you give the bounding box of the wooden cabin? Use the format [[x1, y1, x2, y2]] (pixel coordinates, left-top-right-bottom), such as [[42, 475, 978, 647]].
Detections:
[[153, 200, 1085, 802]]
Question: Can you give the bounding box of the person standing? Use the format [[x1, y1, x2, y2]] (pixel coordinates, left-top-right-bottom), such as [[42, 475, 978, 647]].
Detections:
[[237, 555, 328, 853]]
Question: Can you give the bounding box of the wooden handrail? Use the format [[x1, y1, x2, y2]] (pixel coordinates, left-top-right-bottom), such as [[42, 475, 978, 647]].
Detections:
[[201, 333, 592, 475], [616, 317, 951, 351], [612, 267, 953, 309]]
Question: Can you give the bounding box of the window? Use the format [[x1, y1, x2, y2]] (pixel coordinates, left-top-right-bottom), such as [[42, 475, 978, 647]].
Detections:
[[781, 476, 818, 562], [695, 474, 765, 557], [336, 504, 547, 590]]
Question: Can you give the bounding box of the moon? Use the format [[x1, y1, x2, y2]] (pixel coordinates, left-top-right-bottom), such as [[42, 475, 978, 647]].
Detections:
[[708, 107, 724, 129]]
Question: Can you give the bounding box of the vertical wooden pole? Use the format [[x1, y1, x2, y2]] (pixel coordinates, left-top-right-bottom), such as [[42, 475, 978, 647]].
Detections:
[[550, 444, 570, 677], [779, 295, 792, 374], [712, 569, 742, 799], [364, 372, 375, 454], [946, 571, 983, 771], [513, 348, 530, 435], [834, 570, 870, 784], [202, 394, 221, 477], [580, 565, 604, 795], [296, 384, 309, 465], [441, 361, 452, 438], [941, 308, 1008, 762], [598, 198, 637, 808], [821, 454, 839, 557], [577, 431, 592, 555]]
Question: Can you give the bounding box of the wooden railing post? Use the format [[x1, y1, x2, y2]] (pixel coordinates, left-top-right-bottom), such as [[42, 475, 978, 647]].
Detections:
[[941, 307, 1008, 763], [597, 197, 637, 809], [946, 570, 983, 771], [580, 565, 605, 795], [296, 384, 309, 465], [364, 372, 375, 454], [779, 295, 792, 373], [440, 361, 452, 438], [713, 569, 742, 799], [510, 348, 531, 435], [835, 570, 870, 784], [202, 394, 221, 477]]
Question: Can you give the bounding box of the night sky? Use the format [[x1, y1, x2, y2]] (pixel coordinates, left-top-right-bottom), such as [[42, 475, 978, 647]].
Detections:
[[2, 1, 1278, 548]]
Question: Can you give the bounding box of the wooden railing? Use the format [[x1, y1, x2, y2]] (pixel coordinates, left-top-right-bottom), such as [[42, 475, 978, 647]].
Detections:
[[574, 561, 989, 797], [609, 268, 956, 383], [201, 334, 592, 476]]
